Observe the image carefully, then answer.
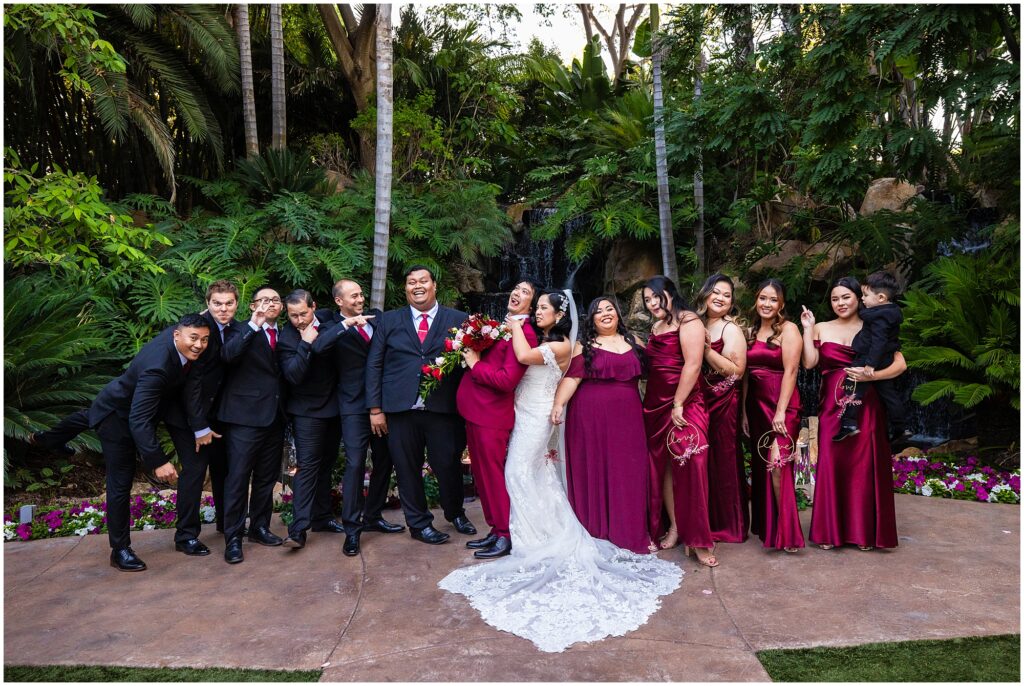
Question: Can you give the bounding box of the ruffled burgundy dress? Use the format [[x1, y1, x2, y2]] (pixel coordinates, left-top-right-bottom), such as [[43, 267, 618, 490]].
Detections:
[[745, 339, 805, 550], [704, 337, 749, 543], [643, 330, 713, 549], [809, 341, 898, 548], [565, 348, 654, 554]]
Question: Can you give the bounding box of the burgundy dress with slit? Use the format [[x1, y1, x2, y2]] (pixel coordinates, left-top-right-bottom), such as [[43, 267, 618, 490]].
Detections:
[[745, 339, 805, 550], [704, 337, 749, 543], [809, 341, 898, 548], [564, 348, 654, 554], [643, 330, 713, 549]]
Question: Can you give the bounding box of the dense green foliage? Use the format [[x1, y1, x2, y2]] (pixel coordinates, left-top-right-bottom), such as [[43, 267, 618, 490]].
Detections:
[[2, 4, 1019, 459], [757, 634, 1020, 682]]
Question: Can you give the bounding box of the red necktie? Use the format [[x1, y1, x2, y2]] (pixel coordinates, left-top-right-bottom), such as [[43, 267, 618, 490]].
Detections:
[[417, 313, 429, 343], [267, 327, 277, 351], [357, 324, 371, 343]]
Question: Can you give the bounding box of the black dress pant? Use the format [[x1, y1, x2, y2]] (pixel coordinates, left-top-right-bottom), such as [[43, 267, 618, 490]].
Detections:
[[95, 414, 145, 550], [340, 413, 394, 534], [385, 410, 466, 530], [843, 352, 905, 434], [167, 421, 227, 543], [35, 409, 90, 449], [288, 414, 341, 535], [221, 418, 285, 542]]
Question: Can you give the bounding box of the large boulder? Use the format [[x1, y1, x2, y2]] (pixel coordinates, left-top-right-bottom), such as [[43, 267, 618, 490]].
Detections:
[[747, 240, 810, 275], [449, 262, 485, 294], [859, 178, 923, 216], [325, 170, 354, 193], [604, 239, 661, 297], [767, 188, 817, 232], [807, 241, 857, 281]]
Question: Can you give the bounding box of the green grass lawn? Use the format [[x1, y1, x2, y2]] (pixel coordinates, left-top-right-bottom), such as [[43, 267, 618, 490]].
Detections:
[[757, 634, 1020, 682], [3, 665, 321, 682]]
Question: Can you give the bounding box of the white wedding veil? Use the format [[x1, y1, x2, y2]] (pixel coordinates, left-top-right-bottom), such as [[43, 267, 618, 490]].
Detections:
[[553, 288, 578, 490]]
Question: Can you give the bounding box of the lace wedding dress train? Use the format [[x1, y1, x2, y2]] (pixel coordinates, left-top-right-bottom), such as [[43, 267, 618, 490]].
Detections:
[[439, 345, 682, 653]]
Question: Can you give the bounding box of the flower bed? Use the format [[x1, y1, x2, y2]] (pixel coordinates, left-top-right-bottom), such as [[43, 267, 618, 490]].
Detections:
[[892, 455, 1020, 504], [3, 491, 217, 542]]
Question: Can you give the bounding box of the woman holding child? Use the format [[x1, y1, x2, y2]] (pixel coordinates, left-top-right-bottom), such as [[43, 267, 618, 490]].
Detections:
[[800, 275, 904, 550]]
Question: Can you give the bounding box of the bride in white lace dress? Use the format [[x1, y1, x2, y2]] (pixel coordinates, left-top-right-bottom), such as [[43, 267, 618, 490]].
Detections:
[[439, 290, 682, 653]]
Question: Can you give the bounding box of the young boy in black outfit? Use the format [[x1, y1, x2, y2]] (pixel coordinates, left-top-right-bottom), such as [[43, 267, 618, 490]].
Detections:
[[834, 271, 907, 444]]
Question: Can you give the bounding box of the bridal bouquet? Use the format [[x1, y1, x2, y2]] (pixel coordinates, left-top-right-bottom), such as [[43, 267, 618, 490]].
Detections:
[[418, 314, 511, 401]]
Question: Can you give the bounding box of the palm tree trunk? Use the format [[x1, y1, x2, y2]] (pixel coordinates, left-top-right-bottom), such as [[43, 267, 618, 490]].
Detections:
[[236, 4, 259, 156], [651, 4, 677, 283], [371, 4, 393, 310], [693, 50, 707, 276], [269, 4, 286, 150]]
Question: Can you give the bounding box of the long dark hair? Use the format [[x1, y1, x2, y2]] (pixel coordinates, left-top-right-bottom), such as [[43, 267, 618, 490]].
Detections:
[[695, 273, 742, 321], [745, 278, 788, 347], [540, 290, 573, 343], [643, 275, 695, 328], [580, 296, 645, 374]]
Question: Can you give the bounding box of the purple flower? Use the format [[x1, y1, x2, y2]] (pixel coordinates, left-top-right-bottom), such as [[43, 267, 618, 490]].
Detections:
[[1009, 476, 1020, 493], [967, 456, 979, 465], [4, 513, 12, 522], [975, 486, 990, 502], [954, 482, 965, 491], [16, 523, 32, 541]]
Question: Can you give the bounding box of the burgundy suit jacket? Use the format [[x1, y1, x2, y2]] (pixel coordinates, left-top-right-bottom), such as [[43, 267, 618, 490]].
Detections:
[[456, 322, 538, 431]]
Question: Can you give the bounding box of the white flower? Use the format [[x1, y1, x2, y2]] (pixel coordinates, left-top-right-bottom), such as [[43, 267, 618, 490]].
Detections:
[[489, 329, 499, 339], [921, 485, 933, 497], [481, 325, 493, 335], [201, 505, 216, 523], [142, 523, 156, 531], [74, 527, 91, 537], [452, 339, 462, 350], [435, 356, 445, 365], [4, 523, 16, 541]]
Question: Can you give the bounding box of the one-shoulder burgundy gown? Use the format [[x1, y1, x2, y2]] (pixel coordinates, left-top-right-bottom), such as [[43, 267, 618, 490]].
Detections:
[[643, 330, 713, 549]]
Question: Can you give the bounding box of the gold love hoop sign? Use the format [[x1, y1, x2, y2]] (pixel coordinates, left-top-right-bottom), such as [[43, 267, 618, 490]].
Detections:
[[756, 431, 795, 471], [666, 424, 707, 466]]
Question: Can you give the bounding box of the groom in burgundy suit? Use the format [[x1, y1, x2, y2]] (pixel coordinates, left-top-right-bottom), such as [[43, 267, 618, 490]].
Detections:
[[456, 279, 541, 558]]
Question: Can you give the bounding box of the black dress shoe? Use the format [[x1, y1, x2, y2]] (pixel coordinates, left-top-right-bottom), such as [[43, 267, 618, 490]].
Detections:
[[474, 536, 512, 559], [343, 531, 361, 556], [175, 538, 211, 556], [110, 547, 147, 572], [410, 525, 450, 545], [361, 517, 405, 534], [248, 526, 283, 546], [30, 432, 75, 456], [224, 538, 243, 564], [283, 531, 306, 549], [451, 515, 477, 536], [466, 533, 498, 549], [311, 520, 345, 534], [833, 425, 861, 442]]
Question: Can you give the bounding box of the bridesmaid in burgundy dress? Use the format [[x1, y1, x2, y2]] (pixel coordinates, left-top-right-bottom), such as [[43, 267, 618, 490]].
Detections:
[[800, 276, 904, 550], [695, 273, 749, 543], [552, 297, 654, 554], [641, 276, 718, 567], [742, 279, 805, 552]]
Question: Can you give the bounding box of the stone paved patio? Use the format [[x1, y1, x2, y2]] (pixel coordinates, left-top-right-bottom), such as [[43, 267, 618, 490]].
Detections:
[[4, 494, 1019, 681]]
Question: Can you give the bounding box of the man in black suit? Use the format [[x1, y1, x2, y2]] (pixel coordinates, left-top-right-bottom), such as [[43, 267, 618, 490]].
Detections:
[[365, 266, 476, 545], [313, 279, 403, 557], [218, 286, 286, 564], [35, 314, 210, 571], [277, 289, 343, 550], [163, 280, 238, 556]]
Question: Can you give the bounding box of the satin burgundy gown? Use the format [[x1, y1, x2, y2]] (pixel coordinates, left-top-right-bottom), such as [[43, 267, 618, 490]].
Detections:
[[704, 336, 749, 543], [745, 339, 805, 550], [643, 330, 713, 549], [565, 348, 654, 554], [809, 341, 899, 548]]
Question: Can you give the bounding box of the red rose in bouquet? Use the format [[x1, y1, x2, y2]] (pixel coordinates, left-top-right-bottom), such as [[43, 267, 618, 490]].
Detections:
[[417, 314, 511, 402]]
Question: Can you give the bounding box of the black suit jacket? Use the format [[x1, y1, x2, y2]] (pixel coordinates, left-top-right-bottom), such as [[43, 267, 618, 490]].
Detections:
[[312, 308, 382, 416], [277, 318, 339, 419], [365, 305, 468, 414], [164, 310, 229, 432], [852, 303, 902, 369], [217, 320, 285, 427], [88, 333, 189, 468]]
